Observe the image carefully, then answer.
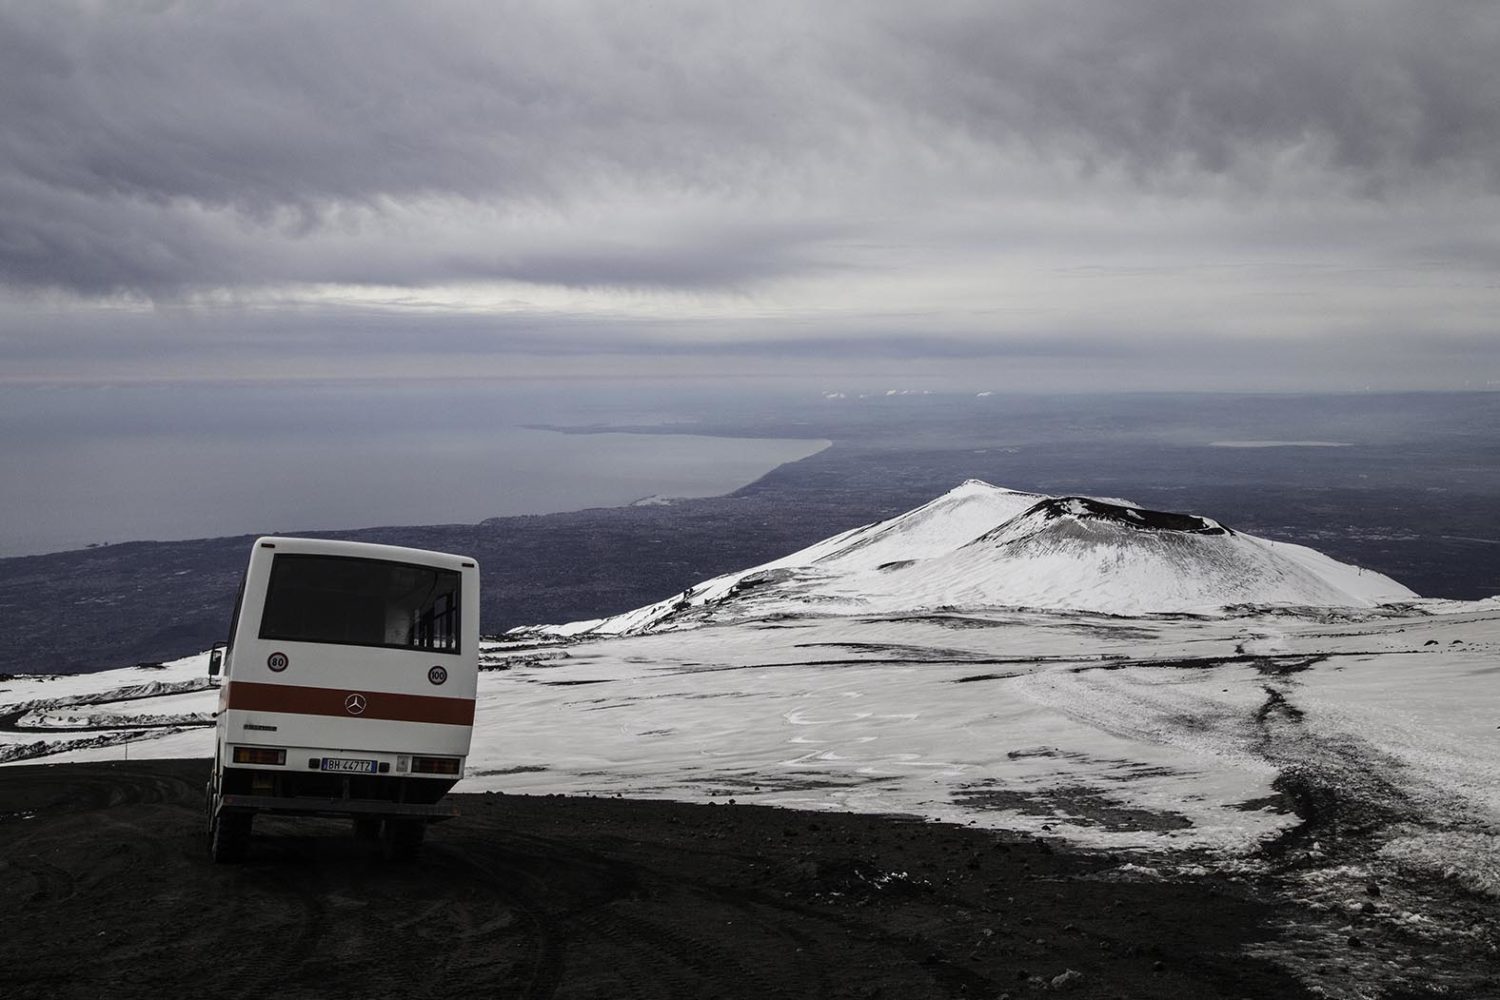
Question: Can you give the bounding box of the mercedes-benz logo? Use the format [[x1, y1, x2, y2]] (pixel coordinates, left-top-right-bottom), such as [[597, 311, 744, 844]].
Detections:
[[344, 693, 367, 716]]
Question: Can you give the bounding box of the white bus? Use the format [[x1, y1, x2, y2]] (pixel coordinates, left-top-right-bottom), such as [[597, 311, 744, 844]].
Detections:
[[206, 537, 480, 862]]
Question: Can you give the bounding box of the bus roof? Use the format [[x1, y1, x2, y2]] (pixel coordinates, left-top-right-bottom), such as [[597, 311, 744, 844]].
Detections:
[[252, 536, 477, 572]]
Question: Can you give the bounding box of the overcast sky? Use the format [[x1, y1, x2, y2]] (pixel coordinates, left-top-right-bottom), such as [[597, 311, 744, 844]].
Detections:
[[3, 1, 1498, 390]]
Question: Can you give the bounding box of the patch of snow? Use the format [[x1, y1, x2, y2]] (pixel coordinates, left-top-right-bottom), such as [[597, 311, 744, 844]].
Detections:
[[1210, 441, 1354, 448]]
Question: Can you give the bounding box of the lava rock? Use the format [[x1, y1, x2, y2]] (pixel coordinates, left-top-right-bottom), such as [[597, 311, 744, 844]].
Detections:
[[1050, 968, 1084, 990]]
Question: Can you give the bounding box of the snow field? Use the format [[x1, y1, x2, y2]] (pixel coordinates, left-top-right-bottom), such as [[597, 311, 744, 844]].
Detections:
[[4, 602, 1497, 922]]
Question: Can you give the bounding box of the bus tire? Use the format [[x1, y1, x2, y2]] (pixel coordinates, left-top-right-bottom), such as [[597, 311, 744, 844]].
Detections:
[[383, 818, 424, 862], [210, 809, 252, 864], [353, 817, 382, 843]]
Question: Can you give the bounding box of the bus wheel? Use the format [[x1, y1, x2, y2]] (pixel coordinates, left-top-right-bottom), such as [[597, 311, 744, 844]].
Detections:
[[210, 809, 252, 864], [383, 819, 424, 862]]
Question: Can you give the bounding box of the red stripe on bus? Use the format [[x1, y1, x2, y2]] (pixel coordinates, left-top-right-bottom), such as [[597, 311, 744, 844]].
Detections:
[[225, 681, 475, 726]]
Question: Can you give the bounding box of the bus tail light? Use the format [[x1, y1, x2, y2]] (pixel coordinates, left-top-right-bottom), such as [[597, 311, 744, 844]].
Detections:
[[410, 755, 461, 775], [232, 747, 286, 766]]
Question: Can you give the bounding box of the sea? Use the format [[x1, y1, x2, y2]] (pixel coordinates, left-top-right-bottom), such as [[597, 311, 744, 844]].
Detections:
[[0, 379, 828, 557]]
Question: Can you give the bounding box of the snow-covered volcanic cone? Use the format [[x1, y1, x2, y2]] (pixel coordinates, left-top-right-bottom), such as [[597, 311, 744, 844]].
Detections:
[[524, 480, 1414, 636]]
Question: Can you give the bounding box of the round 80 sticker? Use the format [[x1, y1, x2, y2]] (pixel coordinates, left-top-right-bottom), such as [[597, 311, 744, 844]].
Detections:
[[267, 651, 289, 672]]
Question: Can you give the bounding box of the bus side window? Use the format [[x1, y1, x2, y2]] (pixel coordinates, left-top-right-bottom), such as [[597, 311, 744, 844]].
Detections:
[[223, 568, 248, 674]]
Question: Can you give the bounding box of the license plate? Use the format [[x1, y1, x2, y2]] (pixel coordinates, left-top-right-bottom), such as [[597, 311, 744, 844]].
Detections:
[[322, 757, 376, 773]]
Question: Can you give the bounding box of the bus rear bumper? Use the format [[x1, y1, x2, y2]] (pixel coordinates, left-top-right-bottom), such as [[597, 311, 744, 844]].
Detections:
[[218, 793, 458, 822]]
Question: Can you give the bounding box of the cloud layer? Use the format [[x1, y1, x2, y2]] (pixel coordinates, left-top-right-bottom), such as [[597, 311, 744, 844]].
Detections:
[[3, 1, 1498, 387]]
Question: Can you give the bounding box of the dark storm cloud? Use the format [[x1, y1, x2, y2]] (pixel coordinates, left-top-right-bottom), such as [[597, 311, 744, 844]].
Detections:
[[884, 2, 1500, 188], [3, 1, 1498, 298], [1, 2, 1498, 391], [0, 2, 850, 295]]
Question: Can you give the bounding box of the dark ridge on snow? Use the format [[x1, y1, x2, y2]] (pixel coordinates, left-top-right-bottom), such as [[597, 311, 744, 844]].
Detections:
[[1024, 497, 1230, 536]]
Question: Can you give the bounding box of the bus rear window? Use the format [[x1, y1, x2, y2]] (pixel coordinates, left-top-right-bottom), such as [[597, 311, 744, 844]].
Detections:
[[259, 554, 461, 653]]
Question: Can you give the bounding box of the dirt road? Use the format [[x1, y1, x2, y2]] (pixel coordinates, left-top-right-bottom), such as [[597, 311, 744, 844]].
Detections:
[[0, 758, 1343, 999]]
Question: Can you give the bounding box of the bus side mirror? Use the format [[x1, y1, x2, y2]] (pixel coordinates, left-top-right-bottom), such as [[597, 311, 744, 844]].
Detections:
[[208, 646, 224, 677]]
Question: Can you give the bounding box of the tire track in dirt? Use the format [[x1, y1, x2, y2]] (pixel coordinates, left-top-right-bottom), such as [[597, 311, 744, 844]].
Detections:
[[422, 843, 566, 1000], [0, 758, 1341, 1000], [567, 903, 785, 1000], [7, 855, 78, 908]]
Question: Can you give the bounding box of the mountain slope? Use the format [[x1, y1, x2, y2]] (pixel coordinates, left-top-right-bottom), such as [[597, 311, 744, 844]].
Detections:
[[837, 496, 1411, 616], [521, 481, 1416, 636]]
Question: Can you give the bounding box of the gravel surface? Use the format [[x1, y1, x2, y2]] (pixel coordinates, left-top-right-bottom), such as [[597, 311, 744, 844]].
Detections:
[[0, 759, 1325, 999]]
